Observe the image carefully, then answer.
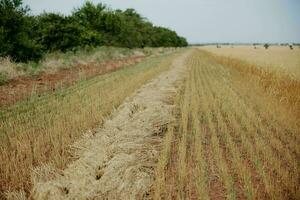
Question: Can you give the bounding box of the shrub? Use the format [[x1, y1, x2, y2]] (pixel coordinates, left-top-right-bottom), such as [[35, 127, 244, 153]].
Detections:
[[0, 0, 43, 62], [264, 43, 269, 49], [0, 0, 188, 63]]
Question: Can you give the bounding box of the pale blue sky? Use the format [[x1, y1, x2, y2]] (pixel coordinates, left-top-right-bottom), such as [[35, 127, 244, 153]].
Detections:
[[23, 0, 300, 44]]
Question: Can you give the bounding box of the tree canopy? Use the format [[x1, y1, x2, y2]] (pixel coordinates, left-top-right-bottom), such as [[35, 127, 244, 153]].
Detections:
[[0, 0, 188, 62]]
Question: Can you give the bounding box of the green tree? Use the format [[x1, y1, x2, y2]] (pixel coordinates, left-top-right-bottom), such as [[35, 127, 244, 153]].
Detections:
[[36, 13, 85, 52], [116, 9, 144, 48], [0, 0, 42, 62], [1, 0, 188, 63], [72, 1, 106, 30]]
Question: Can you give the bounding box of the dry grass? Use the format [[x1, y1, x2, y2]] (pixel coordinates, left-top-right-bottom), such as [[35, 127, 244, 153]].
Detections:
[[0, 50, 181, 198], [0, 47, 167, 83], [153, 49, 299, 199], [0, 57, 21, 84], [37, 47, 148, 75]]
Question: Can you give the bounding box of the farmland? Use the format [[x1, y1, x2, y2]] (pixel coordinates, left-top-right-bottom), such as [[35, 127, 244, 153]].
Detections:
[[153, 48, 299, 199], [0, 45, 299, 199], [0, 48, 182, 198], [0, 44, 300, 199], [201, 45, 300, 79], [1, 0, 299, 199]]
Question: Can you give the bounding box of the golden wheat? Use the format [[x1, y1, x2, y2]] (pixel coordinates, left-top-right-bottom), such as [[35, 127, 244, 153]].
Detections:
[[201, 45, 300, 79]]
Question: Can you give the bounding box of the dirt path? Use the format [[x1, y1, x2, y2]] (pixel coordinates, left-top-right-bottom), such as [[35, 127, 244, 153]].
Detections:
[[32, 50, 192, 199]]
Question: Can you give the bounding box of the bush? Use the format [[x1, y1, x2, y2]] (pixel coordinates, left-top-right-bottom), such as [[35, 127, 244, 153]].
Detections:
[[264, 43, 269, 49], [0, 0, 188, 63], [0, 0, 43, 62]]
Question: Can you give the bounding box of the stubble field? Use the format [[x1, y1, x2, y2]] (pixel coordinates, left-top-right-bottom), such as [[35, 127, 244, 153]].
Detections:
[[153, 48, 299, 200], [0, 47, 299, 199]]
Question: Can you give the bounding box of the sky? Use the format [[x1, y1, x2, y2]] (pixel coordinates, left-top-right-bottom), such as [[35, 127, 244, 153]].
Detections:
[[23, 0, 300, 44]]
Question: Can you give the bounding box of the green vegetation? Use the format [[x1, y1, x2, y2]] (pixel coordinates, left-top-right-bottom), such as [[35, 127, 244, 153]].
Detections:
[[0, 0, 188, 63]]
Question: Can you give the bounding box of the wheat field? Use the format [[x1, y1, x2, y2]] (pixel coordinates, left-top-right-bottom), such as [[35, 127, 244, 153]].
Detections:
[[153, 49, 299, 199], [201, 45, 300, 79]]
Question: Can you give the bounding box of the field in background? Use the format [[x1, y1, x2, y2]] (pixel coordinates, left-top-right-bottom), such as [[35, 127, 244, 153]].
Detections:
[[201, 45, 300, 79], [0, 50, 182, 197], [153, 49, 299, 199], [201, 45, 300, 125]]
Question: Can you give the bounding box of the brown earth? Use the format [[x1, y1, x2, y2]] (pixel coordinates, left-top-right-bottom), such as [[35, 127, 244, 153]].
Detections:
[[0, 56, 145, 108]]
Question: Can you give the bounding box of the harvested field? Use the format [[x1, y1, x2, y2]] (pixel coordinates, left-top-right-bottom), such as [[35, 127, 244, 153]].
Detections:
[[1, 47, 299, 200], [0, 50, 184, 199], [153, 49, 299, 200], [200, 46, 300, 124], [1, 0, 299, 199], [31, 50, 192, 199]]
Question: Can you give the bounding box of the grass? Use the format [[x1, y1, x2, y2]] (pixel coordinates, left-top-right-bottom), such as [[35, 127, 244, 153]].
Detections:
[[0, 72, 8, 85], [153, 49, 299, 199], [0, 57, 20, 85], [0, 49, 182, 197]]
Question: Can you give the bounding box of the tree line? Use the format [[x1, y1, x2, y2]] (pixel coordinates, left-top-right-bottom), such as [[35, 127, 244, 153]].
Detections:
[[0, 0, 188, 62]]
